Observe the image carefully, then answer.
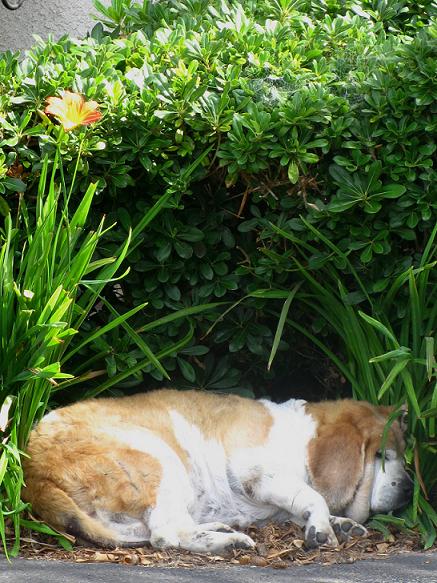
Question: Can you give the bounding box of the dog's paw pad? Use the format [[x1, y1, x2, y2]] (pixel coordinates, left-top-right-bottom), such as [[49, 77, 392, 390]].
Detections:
[[316, 531, 328, 544], [305, 525, 336, 549], [330, 517, 367, 542], [225, 534, 256, 552], [229, 540, 253, 550], [351, 525, 367, 537]]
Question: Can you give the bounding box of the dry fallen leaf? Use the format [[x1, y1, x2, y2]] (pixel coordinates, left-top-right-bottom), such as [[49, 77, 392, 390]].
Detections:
[[271, 559, 288, 569], [122, 554, 139, 565], [249, 556, 269, 567], [93, 552, 114, 562], [376, 543, 390, 553]]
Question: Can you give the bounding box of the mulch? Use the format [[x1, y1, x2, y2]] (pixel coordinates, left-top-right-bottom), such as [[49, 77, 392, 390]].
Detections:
[[15, 523, 436, 569]]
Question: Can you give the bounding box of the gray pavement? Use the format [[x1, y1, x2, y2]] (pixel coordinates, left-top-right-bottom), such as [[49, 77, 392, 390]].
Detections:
[[0, 552, 436, 583]]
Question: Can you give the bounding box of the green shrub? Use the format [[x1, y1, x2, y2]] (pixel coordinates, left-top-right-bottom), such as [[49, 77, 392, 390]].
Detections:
[[1, 0, 435, 393], [0, 0, 436, 548]]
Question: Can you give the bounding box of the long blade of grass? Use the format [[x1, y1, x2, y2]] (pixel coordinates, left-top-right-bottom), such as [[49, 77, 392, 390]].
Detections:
[[131, 145, 213, 241], [427, 382, 437, 438], [19, 518, 74, 551], [369, 348, 412, 363], [62, 301, 148, 364], [137, 302, 225, 333], [268, 284, 301, 371], [377, 359, 410, 400], [359, 311, 399, 347], [74, 229, 132, 330], [69, 182, 98, 231], [409, 269, 421, 358], [419, 222, 437, 267], [91, 296, 169, 380], [299, 217, 372, 304], [425, 337, 435, 382], [0, 451, 9, 556], [399, 369, 422, 420], [203, 290, 297, 340]]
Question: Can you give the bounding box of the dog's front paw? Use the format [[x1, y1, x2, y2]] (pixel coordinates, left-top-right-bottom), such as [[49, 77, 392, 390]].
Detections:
[[198, 530, 256, 554], [304, 523, 338, 549], [224, 532, 257, 552], [183, 529, 256, 554], [330, 516, 368, 543]]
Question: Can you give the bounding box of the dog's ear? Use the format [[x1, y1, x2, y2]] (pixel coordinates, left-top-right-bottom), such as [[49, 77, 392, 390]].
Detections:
[[307, 423, 365, 514]]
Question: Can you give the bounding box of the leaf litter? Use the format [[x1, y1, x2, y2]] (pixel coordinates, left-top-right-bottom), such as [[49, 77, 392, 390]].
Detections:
[[12, 522, 436, 569]]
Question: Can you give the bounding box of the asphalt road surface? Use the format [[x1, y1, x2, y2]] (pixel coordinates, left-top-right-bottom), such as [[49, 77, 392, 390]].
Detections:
[[1, 552, 436, 583]]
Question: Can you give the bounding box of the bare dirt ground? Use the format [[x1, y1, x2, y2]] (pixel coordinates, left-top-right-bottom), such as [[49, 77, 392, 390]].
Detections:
[[16, 523, 436, 570]]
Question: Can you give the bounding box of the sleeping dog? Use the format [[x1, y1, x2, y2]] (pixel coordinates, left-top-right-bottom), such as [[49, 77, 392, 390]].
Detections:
[[23, 389, 413, 552]]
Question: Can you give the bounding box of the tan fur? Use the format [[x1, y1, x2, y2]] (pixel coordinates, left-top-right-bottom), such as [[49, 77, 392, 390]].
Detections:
[[23, 424, 162, 545], [305, 400, 405, 514], [126, 389, 273, 454], [22, 389, 272, 544]]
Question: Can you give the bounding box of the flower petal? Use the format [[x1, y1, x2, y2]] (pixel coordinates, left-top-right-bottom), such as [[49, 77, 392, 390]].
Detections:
[[45, 96, 69, 118], [44, 91, 102, 131], [80, 101, 102, 125]]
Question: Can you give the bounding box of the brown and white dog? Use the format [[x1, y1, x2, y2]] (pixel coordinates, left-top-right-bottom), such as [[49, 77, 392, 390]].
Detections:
[[22, 390, 413, 553]]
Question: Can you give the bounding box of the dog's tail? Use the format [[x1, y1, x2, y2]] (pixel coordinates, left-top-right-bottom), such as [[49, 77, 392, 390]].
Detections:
[[23, 480, 149, 548]]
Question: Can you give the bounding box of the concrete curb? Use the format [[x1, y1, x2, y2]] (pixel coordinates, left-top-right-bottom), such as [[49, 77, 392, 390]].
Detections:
[[1, 552, 436, 583]]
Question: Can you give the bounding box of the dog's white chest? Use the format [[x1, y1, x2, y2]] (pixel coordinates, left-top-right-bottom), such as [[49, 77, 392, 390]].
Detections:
[[169, 410, 257, 525], [169, 400, 314, 527]]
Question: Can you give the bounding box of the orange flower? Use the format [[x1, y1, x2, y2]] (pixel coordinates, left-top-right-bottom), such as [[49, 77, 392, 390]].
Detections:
[[45, 91, 102, 131]]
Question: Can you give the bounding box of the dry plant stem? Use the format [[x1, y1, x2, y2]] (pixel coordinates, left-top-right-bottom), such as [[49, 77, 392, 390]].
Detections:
[[414, 445, 428, 498]]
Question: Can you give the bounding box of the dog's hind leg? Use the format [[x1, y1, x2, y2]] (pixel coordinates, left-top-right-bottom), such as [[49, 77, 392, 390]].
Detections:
[[99, 426, 255, 554], [145, 456, 255, 554]]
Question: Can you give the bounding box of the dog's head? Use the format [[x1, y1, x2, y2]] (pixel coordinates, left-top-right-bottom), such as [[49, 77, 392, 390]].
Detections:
[[306, 400, 413, 523]]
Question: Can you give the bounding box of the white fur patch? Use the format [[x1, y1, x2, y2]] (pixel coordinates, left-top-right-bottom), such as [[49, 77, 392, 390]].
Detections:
[[167, 399, 317, 528], [42, 410, 60, 423]]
